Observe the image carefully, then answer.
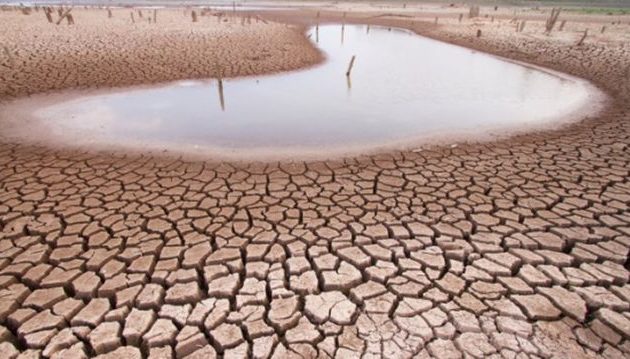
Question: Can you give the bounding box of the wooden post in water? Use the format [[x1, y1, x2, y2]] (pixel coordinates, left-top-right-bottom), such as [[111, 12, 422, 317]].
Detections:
[[218, 79, 225, 111], [346, 55, 356, 77], [341, 24, 345, 44]]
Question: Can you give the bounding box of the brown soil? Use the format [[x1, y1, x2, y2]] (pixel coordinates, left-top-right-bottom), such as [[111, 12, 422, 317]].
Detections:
[[0, 3, 629, 359], [0, 7, 322, 99]]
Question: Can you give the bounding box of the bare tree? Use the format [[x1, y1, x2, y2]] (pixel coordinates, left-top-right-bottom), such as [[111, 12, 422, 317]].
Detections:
[[545, 8, 561, 33]]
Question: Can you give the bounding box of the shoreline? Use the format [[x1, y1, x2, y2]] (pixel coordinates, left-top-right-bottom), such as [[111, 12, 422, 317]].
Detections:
[[0, 6, 625, 164], [0, 23, 609, 163]]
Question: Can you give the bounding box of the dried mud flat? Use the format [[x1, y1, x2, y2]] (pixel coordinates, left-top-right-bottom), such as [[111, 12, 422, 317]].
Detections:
[[0, 7, 321, 99], [0, 3, 629, 359]]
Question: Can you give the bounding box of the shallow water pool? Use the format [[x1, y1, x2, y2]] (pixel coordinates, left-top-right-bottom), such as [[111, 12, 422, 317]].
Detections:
[[2, 25, 603, 159]]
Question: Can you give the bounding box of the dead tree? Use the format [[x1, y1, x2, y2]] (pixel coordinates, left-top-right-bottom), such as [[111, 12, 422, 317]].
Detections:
[[545, 8, 561, 33], [55, 8, 72, 25], [44, 8, 53, 22]]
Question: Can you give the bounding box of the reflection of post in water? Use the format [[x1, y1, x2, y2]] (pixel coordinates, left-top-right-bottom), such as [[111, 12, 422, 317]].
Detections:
[[346, 75, 352, 92], [346, 55, 356, 77], [316, 23, 319, 43], [366, 25, 370, 34], [341, 24, 345, 44], [218, 79, 225, 111]]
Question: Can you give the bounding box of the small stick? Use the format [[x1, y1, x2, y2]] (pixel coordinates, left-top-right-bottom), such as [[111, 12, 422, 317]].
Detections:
[[341, 23, 345, 44], [55, 8, 72, 25], [218, 79, 225, 111], [346, 55, 356, 77], [559, 20, 566, 31], [576, 29, 587, 46]]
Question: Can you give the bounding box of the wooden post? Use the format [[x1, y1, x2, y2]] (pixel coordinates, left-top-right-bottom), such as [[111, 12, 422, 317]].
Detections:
[[559, 20, 566, 31], [576, 29, 587, 46], [192, 10, 197, 22], [341, 24, 345, 44], [153, 9, 157, 23], [130, 11, 135, 23], [346, 55, 356, 77], [476, 29, 482, 37], [218, 79, 225, 111]]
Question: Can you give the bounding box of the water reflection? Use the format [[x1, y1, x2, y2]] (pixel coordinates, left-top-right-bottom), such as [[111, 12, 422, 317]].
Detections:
[[15, 25, 599, 156]]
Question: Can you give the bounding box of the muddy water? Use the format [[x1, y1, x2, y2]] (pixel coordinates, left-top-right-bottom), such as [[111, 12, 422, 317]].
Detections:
[[2, 25, 604, 159]]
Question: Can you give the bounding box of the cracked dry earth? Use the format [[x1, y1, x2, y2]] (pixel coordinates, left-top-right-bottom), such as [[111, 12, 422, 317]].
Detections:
[[1, 8, 630, 359]]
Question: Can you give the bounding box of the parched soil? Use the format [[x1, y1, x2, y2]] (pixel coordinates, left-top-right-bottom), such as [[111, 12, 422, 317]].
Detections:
[[0, 7, 322, 99], [0, 3, 629, 359]]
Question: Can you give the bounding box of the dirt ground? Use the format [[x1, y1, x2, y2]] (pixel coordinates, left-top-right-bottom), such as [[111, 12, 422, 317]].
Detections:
[[0, 6, 322, 99], [0, 2, 629, 359]]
